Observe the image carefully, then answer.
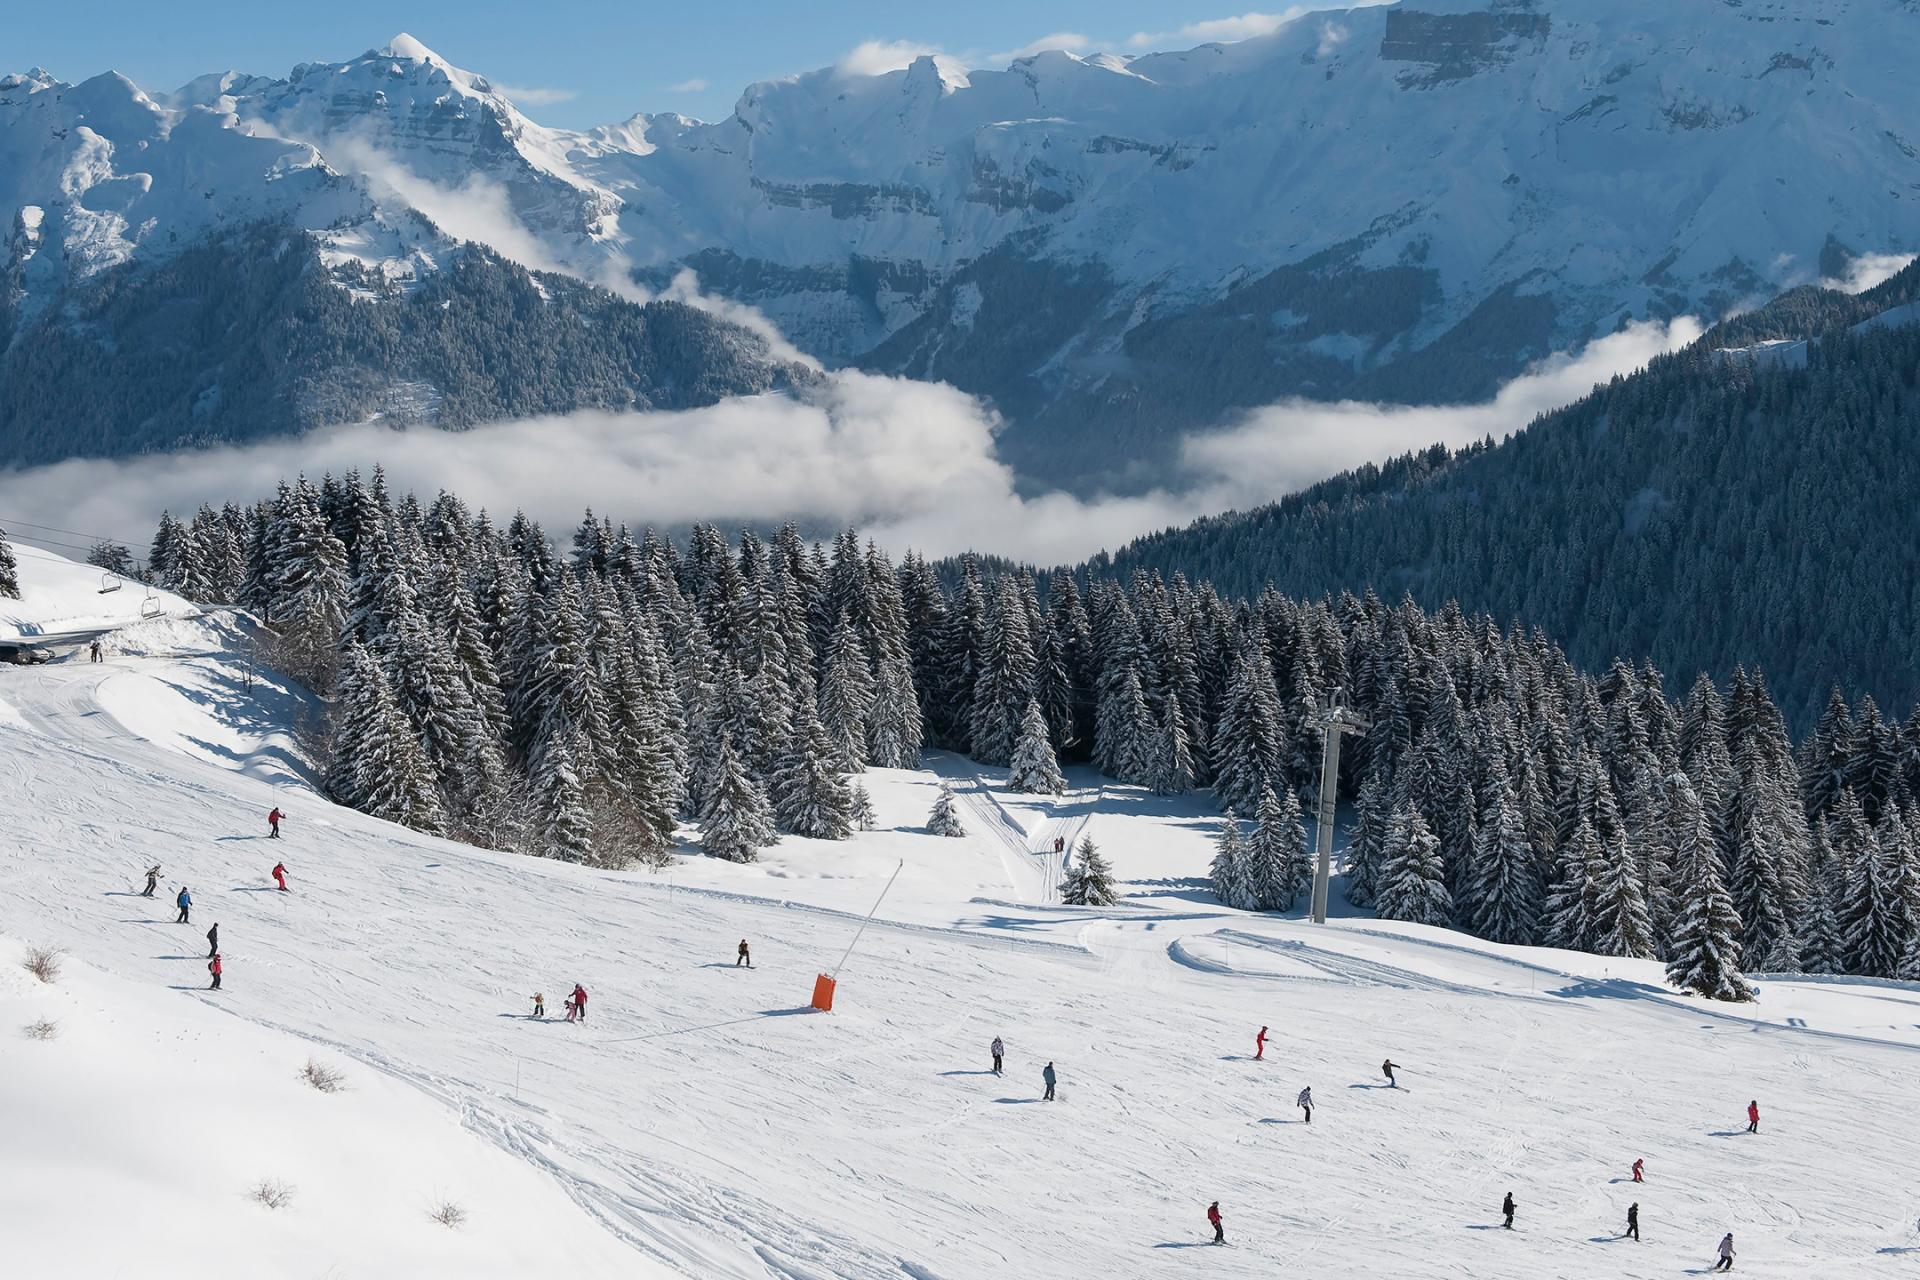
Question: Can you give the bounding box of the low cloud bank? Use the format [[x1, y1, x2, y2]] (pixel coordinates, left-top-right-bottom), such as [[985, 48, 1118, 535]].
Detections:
[[0, 318, 1698, 568]]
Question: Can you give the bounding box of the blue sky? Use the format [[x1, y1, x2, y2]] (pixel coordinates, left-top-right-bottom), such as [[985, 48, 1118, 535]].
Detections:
[[4, 2, 1339, 127]]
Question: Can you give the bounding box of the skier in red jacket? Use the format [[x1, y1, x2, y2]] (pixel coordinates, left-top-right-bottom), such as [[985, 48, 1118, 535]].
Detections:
[[1207, 1201, 1224, 1245], [1255, 1026, 1268, 1060], [1746, 1100, 1760, 1134], [272, 862, 288, 892], [567, 984, 588, 1023], [208, 953, 223, 990], [1632, 1157, 1645, 1182], [268, 807, 284, 839]]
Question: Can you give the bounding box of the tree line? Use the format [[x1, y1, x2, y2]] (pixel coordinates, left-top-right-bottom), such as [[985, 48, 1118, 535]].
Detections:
[[141, 471, 1920, 999]]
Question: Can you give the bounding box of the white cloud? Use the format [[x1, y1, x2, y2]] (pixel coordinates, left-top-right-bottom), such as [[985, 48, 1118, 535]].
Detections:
[[490, 83, 576, 107], [836, 39, 943, 77], [986, 32, 1097, 64], [665, 78, 709, 94], [0, 320, 1701, 569], [1177, 317, 1704, 512], [1818, 252, 1916, 295], [1126, 4, 1391, 51]]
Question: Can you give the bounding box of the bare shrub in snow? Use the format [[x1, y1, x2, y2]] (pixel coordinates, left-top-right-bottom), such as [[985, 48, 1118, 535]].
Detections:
[[251, 1178, 296, 1210], [427, 1199, 468, 1228], [300, 1058, 347, 1093], [23, 946, 61, 983], [24, 1018, 59, 1041]]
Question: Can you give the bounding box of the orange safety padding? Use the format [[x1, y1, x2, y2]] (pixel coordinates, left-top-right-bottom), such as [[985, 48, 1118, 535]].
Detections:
[[810, 973, 836, 1012]]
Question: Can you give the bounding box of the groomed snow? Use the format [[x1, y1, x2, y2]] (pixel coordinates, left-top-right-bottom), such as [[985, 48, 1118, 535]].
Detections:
[[2, 548, 1918, 1277]]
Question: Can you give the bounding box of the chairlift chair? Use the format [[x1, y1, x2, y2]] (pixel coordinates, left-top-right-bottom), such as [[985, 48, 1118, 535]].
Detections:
[[139, 583, 162, 619], [98, 572, 123, 594]]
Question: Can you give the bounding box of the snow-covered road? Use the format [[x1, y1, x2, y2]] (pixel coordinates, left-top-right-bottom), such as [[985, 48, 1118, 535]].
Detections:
[[4, 614, 1920, 1277]]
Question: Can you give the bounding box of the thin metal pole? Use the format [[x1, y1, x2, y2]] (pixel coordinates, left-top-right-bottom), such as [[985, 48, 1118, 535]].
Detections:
[[832, 859, 903, 978], [1310, 718, 1343, 924]]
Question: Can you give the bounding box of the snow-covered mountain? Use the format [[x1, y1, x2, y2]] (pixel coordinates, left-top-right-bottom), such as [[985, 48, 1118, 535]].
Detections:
[[5, 2, 1918, 482]]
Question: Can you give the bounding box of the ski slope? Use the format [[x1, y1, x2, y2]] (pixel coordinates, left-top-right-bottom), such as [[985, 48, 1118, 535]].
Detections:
[[2, 557, 1919, 1277]]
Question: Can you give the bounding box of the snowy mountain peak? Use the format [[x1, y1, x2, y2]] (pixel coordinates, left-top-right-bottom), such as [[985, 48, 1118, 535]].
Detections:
[[380, 32, 441, 64]]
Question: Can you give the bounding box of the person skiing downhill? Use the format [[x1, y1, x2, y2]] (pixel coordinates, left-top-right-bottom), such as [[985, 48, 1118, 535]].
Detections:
[[175, 887, 191, 924], [268, 807, 283, 839], [532, 993, 546, 1019], [1255, 1026, 1268, 1060], [736, 939, 751, 968], [1207, 1201, 1225, 1245], [1715, 1231, 1736, 1270], [206, 923, 219, 959], [1746, 1100, 1759, 1134], [568, 984, 588, 1023], [1382, 1059, 1399, 1087], [1296, 1086, 1313, 1122], [207, 953, 222, 991], [1502, 1192, 1516, 1230], [991, 1036, 1004, 1075], [1042, 1061, 1057, 1101], [272, 862, 288, 892], [142, 865, 160, 898], [1625, 1202, 1640, 1242], [1631, 1157, 1645, 1183]]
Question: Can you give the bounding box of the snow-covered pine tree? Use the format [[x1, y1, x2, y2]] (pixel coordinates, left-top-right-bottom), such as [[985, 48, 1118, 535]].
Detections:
[[818, 614, 875, 770], [927, 781, 967, 837], [867, 655, 925, 769], [700, 733, 777, 862], [1842, 812, 1918, 978], [769, 700, 855, 840], [1374, 804, 1453, 927], [1796, 836, 1847, 976], [1210, 817, 1257, 909], [851, 782, 877, 832], [1589, 828, 1656, 959], [1665, 816, 1755, 1002], [1467, 781, 1542, 945], [1144, 695, 1197, 796], [1247, 785, 1310, 912], [1061, 836, 1120, 907], [1212, 636, 1287, 816], [1543, 816, 1605, 951], [1007, 698, 1067, 795], [326, 645, 446, 835], [968, 580, 1038, 766], [528, 723, 596, 863], [1343, 769, 1393, 907], [0, 523, 17, 598]]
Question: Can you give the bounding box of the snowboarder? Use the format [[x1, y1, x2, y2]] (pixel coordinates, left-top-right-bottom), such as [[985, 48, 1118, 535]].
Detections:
[[207, 952, 222, 990], [175, 886, 191, 924], [1625, 1202, 1640, 1242], [1255, 1026, 1268, 1060], [1043, 1061, 1057, 1101], [736, 939, 752, 968], [1745, 1100, 1759, 1133], [268, 807, 283, 839], [568, 983, 588, 1023], [1207, 1201, 1224, 1245], [1715, 1231, 1735, 1271], [1501, 1192, 1516, 1230], [991, 1036, 1004, 1075], [272, 861, 288, 892], [1382, 1058, 1399, 1087], [1631, 1157, 1644, 1183], [1296, 1086, 1313, 1123], [532, 992, 546, 1019], [206, 923, 219, 959], [141, 865, 160, 898]]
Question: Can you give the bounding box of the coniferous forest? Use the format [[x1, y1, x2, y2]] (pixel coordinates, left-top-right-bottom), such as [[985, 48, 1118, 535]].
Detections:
[[135, 472, 1920, 1000]]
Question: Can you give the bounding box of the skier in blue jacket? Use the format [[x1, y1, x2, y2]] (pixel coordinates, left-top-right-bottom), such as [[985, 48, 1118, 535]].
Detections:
[[175, 887, 192, 924]]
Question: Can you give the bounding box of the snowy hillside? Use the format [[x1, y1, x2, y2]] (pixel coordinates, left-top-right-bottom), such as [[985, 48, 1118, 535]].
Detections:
[[3, 546, 1919, 1277], [7, 2, 1919, 481]]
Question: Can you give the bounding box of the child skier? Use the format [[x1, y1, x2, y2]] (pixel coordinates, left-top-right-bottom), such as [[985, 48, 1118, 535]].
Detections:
[[1632, 1157, 1645, 1183], [1255, 1026, 1268, 1060], [1746, 1100, 1759, 1133], [207, 953, 222, 990], [272, 861, 288, 892], [737, 939, 752, 968], [532, 993, 546, 1019]]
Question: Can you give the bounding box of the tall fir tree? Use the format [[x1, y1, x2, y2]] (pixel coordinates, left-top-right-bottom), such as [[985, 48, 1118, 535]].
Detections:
[[700, 733, 778, 863], [1375, 805, 1453, 927], [1061, 836, 1120, 907], [1008, 698, 1068, 795]]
